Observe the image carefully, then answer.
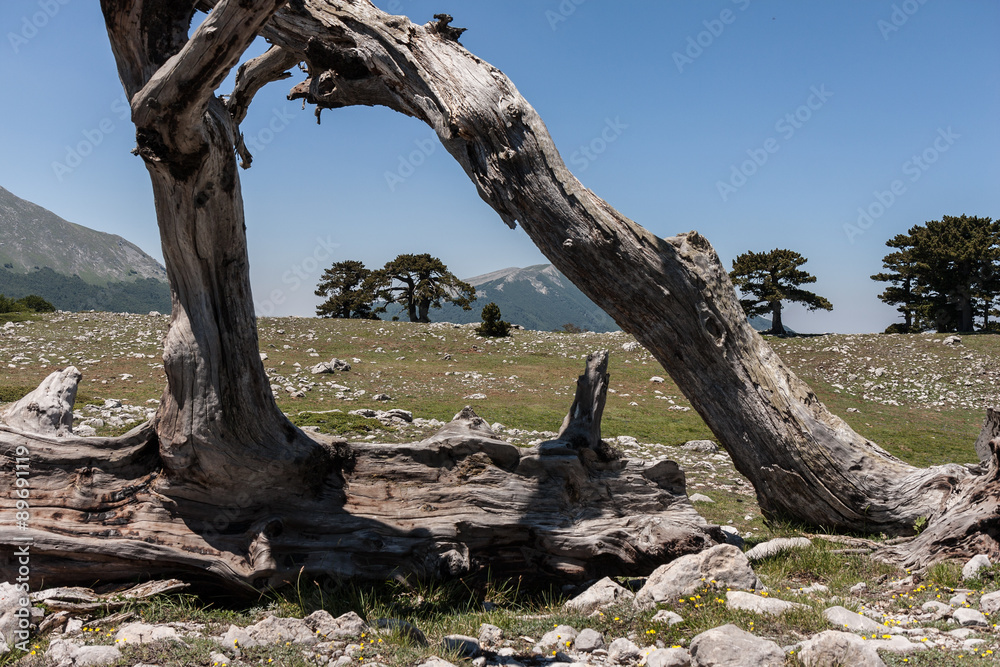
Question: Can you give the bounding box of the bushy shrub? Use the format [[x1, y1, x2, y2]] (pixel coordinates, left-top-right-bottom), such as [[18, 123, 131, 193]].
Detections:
[[477, 302, 511, 337], [17, 294, 55, 312]]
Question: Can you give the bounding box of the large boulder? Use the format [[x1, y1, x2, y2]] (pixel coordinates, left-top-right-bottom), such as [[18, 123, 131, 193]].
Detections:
[[1, 367, 81, 436], [564, 576, 634, 614], [635, 544, 761, 609], [689, 624, 784, 666]]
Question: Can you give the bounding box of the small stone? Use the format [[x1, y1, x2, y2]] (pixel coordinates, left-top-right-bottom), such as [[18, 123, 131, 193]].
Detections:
[[962, 554, 991, 580], [681, 439, 718, 453], [849, 582, 868, 595], [952, 607, 988, 627], [689, 624, 784, 666], [744, 537, 812, 562], [442, 634, 480, 658], [564, 577, 634, 614], [73, 645, 123, 666], [942, 335, 962, 346], [115, 622, 181, 644], [651, 609, 684, 626], [650, 376, 665, 383], [606, 637, 641, 662], [979, 589, 1000, 615], [726, 590, 807, 615], [688, 493, 715, 503], [634, 544, 760, 609], [645, 647, 691, 667], [796, 630, 885, 667], [373, 393, 391, 401], [574, 628, 604, 652], [536, 625, 578, 652], [823, 606, 888, 634], [478, 623, 502, 647]]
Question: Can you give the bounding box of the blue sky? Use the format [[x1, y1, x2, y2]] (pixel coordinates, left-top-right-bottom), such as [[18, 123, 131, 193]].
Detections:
[[1, 1, 997, 332]]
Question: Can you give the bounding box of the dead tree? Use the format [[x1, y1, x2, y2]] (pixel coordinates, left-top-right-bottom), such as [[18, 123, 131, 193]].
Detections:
[[1, 0, 996, 590]]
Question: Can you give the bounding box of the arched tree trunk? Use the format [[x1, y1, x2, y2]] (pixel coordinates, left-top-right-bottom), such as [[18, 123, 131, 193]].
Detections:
[[1, 0, 996, 590]]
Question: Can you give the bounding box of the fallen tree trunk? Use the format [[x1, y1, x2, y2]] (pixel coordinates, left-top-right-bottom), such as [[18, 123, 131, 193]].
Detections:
[[0, 0, 995, 591], [1, 354, 720, 590]]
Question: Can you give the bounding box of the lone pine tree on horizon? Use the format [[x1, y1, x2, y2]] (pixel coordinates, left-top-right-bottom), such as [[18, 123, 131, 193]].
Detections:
[[729, 248, 833, 335]]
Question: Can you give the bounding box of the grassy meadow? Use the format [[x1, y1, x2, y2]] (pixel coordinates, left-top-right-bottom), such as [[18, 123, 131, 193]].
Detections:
[[1, 312, 998, 666]]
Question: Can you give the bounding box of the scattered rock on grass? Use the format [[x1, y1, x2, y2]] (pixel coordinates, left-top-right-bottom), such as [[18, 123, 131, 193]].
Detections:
[[744, 537, 812, 562], [689, 624, 784, 666], [563, 577, 634, 614], [634, 544, 761, 609]]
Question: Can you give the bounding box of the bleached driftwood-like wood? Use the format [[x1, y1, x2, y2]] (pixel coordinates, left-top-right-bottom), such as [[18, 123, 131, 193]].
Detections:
[[1, 366, 80, 436], [0, 0, 995, 591], [1, 361, 719, 590]]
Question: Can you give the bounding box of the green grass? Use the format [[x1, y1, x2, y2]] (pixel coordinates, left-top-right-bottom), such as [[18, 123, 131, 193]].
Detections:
[[290, 410, 387, 435], [3, 315, 1000, 665]]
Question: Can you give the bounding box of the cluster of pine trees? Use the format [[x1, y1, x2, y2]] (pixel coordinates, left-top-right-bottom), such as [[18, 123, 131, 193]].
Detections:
[[730, 214, 996, 335], [314, 254, 475, 323], [872, 215, 998, 333]]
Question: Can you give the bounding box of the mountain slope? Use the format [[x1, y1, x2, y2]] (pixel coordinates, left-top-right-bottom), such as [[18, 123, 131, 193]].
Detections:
[[0, 186, 170, 313], [434, 264, 619, 332], [0, 185, 166, 285]]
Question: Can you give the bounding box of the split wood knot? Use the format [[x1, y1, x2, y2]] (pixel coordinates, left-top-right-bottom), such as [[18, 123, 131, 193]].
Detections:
[[430, 14, 467, 41]]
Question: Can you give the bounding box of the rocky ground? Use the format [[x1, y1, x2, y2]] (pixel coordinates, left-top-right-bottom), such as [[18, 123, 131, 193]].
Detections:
[[2, 313, 999, 665], [2, 539, 998, 666]]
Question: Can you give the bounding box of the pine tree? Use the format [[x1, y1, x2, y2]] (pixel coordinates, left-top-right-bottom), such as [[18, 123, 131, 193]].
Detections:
[[895, 215, 999, 333], [871, 234, 926, 333], [314, 260, 379, 319], [476, 302, 511, 337], [729, 248, 832, 335], [372, 254, 476, 322]]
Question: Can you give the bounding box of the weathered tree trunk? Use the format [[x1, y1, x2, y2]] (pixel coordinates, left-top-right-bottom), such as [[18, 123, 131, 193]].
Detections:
[[769, 302, 784, 336], [0, 357, 719, 590], [1, 0, 996, 590]]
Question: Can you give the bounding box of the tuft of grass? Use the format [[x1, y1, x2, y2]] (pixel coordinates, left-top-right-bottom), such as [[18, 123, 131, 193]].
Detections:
[[290, 410, 387, 435], [753, 539, 902, 595], [925, 561, 963, 589]]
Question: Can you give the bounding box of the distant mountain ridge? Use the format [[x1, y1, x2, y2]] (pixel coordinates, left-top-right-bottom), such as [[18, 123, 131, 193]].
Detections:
[[0, 186, 170, 313], [0, 185, 166, 285], [433, 263, 796, 335], [435, 264, 620, 332]]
